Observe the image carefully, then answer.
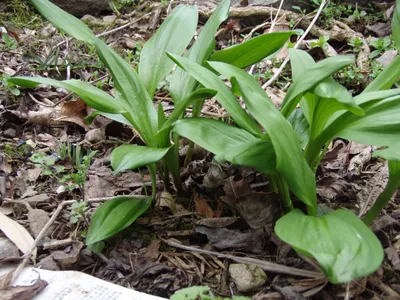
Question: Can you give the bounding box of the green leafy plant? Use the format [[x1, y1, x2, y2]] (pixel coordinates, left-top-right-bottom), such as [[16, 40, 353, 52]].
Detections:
[[310, 35, 329, 51], [9, 0, 295, 249], [171, 286, 250, 300], [369, 36, 393, 59], [348, 36, 363, 53], [0, 32, 18, 50], [30, 152, 62, 176], [167, 0, 400, 284]]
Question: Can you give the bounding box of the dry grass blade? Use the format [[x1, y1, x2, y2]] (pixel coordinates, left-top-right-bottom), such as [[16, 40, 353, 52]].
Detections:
[[0, 212, 36, 263]]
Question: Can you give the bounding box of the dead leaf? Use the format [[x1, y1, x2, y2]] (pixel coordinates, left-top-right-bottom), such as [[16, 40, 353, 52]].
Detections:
[[0, 237, 20, 261], [0, 277, 47, 300], [50, 241, 83, 268], [0, 211, 36, 262], [385, 247, 400, 271], [58, 99, 89, 130], [194, 195, 214, 219], [221, 177, 280, 228], [195, 226, 265, 253]]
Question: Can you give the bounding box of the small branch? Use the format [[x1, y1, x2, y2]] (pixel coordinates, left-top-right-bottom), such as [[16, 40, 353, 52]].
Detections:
[[162, 238, 323, 278], [262, 0, 327, 89]]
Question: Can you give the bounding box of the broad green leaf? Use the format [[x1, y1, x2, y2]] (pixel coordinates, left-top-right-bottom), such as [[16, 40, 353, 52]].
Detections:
[[86, 196, 152, 245], [331, 94, 400, 146], [139, 5, 198, 98], [210, 61, 317, 210], [169, 0, 230, 103], [281, 49, 354, 118], [111, 145, 170, 174], [31, 0, 96, 43], [311, 90, 400, 155], [30, 0, 158, 147], [172, 118, 257, 156], [172, 118, 276, 173], [167, 53, 262, 137], [363, 56, 400, 92], [8, 76, 125, 114], [159, 88, 217, 134], [228, 140, 276, 174], [210, 31, 294, 69], [275, 209, 384, 283], [287, 108, 310, 148], [94, 40, 158, 147], [392, 0, 400, 50]]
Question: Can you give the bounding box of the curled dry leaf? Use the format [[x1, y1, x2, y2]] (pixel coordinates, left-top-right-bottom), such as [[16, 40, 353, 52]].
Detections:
[[194, 195, 214, 219], [0, 211, 36, 263], [1, 277, 48, 300], [221, 177, 280, 228]]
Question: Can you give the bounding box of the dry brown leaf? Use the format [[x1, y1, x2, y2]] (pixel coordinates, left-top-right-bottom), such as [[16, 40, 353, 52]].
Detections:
[[221, 177, 280, 228], [0, 277, 48, 300], [194, 195, 214, 219], [58, 99, 89, 130], [0, 211, 36, 262]]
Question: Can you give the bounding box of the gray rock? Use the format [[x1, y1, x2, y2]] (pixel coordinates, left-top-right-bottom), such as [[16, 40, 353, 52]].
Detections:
[[3, 128, 17, 138], [50, 0, 111, 17], [229, 263, 267, 292]]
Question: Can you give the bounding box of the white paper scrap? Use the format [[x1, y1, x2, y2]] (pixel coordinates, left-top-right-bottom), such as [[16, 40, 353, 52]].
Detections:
[[0, 266, 166, 300]]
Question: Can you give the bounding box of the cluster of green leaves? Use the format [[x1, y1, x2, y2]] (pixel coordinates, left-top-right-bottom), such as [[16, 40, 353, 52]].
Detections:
[[10, 0, 295, 251], [369, 36, 394, 59], [171, 286, 250, 300], [9, 0, 400, 286], [0, 32, 18, 50]]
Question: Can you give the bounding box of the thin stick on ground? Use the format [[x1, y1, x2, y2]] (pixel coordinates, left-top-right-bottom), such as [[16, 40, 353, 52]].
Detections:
[[162, 238, 324, 278], [262, 0, 327, 89]]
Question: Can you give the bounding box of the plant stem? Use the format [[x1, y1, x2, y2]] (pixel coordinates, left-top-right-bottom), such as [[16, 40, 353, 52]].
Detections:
[[183, 140, 194, 168], [363, 178, 399, 226], [277, 176, 294, 212], [183, 99, 204, 166]]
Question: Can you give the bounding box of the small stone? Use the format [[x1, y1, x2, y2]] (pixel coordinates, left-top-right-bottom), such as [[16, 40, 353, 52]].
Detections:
[[102, 15, 117, 24], [85, 128, 105, 144], [229, 263, 267, 292], [126, 40, 136, 50], [40, 24, 57, 37], [0, 237, 20, 260], [3, 128, 17, 138], [81, 14, 97, 23]]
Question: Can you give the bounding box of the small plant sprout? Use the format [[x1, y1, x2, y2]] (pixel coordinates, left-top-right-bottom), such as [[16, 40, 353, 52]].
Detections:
[[348, 36, 364, 53], [369, 36, 393, 59]]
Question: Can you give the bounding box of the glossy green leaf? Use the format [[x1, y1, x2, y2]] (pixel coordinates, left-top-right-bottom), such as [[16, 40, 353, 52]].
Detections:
[[94, 40, 158, 147], [364, 56, 400, 92], [159, 88, 217, 134], [86, 196, 152, 245], [29, 0, 158, 147], [167, 53, 262, 137], [8, 76, 125, 114], [111, 145, 170, 174], [210, 61, 316, 209], [392, 0, 400, 50], [169, 0, 230, 103], [172, 118, 276, 172], [281, 49, 354, 118], [228, 140, 276, 174], [31, 0, 96, 43], [287, 108, 310, 148], [139, 5, 198, 98], [210, 31, 294, 69], [275, 209, 384, 283]]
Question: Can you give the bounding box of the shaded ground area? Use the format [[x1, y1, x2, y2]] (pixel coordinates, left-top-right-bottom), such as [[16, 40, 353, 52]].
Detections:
[[0, 0, 400, 299]]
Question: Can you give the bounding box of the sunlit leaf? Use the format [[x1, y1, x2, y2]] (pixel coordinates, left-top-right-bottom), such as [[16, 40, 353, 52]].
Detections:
[[139, 5, 198, 98], [86, 196, 152, 245], [111, 145, 170, 174], [210, 31, 294, 68], [169, 0, 230, 103], [275, 209, 384, 283]]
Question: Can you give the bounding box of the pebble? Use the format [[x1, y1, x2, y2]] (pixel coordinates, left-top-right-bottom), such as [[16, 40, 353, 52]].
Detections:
[[229, 263, 267, 292], [3, 128, 17, 138]]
